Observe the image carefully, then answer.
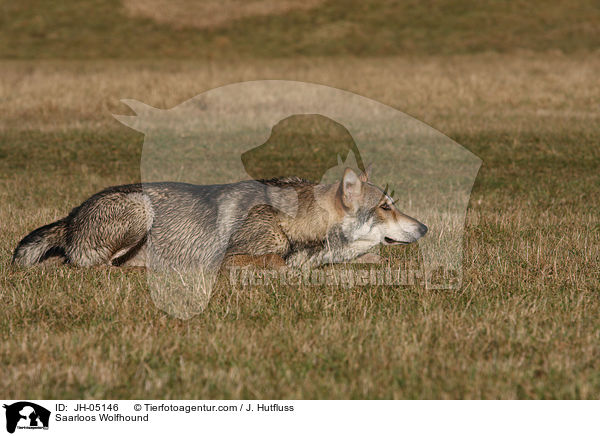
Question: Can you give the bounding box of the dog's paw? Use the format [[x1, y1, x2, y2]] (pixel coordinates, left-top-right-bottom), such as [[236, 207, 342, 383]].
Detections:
[[223, 253, 287, 270], [351, 252, 383, 264]]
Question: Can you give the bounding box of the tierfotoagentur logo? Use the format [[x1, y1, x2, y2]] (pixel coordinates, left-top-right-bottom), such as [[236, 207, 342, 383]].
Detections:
[[113, 80, 481, 319], [228, 265, 449, 288], [3, 402, 50, 434]]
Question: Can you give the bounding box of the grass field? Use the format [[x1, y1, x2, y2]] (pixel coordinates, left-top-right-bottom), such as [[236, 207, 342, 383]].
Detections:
[[2, 0, 599, 58], [1, 0, 599, 399]]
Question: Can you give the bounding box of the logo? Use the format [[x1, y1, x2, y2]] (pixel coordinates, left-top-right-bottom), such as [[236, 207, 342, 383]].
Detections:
[[3, 402, 50, 434], [114, 81, 481, 318]]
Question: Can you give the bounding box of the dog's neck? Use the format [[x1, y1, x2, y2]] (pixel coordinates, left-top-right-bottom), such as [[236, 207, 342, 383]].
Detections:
[[277, 182, 344, 245]]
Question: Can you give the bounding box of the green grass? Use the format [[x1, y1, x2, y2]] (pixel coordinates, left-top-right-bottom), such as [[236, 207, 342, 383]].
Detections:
[[1, 114, 598, 398], [1, 0, 599, 398], [1, 0, 599, 59]]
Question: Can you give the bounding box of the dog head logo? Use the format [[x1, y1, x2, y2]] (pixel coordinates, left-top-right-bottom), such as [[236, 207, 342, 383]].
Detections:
[[240, 113, 365, 181], [115, 80, 481, 318], [3, 402, 50, 433]]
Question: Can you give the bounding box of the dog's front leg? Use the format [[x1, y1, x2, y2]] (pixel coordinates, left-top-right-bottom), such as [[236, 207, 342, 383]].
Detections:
[[285, 239, 376, 268], [351, 252, 382, 264]]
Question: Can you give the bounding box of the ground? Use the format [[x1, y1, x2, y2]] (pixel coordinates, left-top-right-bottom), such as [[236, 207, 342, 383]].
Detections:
[[0, 1, 599, 399]]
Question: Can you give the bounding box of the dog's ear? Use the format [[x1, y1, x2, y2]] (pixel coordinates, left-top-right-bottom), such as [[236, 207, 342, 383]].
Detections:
[[359, 163, 372, 183], [341, 168, 362, 209]]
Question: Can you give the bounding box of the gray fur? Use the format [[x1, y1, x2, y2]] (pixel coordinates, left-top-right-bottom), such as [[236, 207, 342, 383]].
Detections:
[[13, 174, 427, 270]]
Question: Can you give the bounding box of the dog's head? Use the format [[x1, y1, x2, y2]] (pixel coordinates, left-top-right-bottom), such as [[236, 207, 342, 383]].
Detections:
[[336, 168, 428, 246]]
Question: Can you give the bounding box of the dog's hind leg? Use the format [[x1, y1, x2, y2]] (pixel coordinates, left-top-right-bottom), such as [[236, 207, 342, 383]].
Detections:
[[65, 191, 154, 267], [111, 236, 147, 267]]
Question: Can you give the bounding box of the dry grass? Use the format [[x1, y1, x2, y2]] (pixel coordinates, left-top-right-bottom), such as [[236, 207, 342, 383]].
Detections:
[[123, 0, 325, 29], [1, 55, 599, 398], [1, 54, 598, 134]]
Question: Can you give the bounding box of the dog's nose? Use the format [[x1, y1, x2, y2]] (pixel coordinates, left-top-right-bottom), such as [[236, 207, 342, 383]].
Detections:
[[418, 223, 428, 236]]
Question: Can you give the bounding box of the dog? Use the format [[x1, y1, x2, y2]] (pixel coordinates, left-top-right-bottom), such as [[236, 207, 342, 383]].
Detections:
[[12, 168, 427, 270]]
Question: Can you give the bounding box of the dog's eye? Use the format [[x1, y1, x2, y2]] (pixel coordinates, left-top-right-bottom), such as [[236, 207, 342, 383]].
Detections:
[[380, 203, 391, 211]]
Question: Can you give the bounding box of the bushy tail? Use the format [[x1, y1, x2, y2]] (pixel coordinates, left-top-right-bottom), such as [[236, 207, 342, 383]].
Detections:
[[12, 219, 68, 266]]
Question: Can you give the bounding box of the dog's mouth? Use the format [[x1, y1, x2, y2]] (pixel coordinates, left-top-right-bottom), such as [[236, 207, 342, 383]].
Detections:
[[384, 237, 410, 245]]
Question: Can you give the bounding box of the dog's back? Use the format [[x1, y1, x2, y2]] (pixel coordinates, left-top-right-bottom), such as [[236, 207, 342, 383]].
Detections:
[[144, 180, 300, 269]]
